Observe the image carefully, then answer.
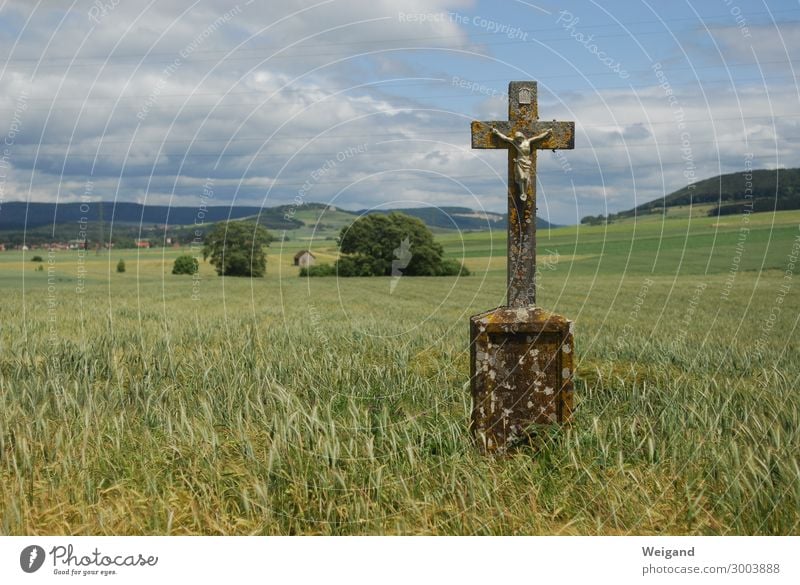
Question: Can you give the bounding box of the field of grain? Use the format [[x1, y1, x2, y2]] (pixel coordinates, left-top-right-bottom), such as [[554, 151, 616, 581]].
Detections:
[[1, 210, 798, 534]]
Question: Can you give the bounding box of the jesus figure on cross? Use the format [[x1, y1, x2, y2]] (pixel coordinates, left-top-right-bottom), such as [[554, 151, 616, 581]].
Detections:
[[491, 126, 552, 200]]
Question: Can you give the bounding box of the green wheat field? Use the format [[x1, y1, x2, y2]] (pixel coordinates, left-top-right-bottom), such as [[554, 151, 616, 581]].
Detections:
[[2, 208, 799, 535]]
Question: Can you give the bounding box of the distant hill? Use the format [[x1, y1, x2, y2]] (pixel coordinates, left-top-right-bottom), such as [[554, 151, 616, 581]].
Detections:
[[594, 168, 800, 223], [0, 200, 555, 248], [0, 201, 553, 237], [362, 206, 554, 230], [0, 201, 301, 231]]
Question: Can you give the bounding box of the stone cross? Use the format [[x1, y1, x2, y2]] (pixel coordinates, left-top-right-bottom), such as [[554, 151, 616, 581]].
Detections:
[[469, 81, 576, 454], [471, 81, 574, 306]]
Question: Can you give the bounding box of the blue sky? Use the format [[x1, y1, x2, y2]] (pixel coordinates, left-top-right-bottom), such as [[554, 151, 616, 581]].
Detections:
[[0, 0, 798, 224]]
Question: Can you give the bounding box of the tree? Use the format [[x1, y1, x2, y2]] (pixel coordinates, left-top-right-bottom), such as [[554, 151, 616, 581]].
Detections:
[[172, 254, 199, 275], [116, 259, 126, 273], [202, 221, 272, 277], [333, 212, 469, 277], [580, 214, 606, 226]]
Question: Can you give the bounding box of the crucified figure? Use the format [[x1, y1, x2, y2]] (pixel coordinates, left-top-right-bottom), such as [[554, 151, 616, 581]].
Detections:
[[491, 127, 552, 200]]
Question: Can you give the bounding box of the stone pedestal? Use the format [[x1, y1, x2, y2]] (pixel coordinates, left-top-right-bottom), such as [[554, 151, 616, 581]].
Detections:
[[470, 306, 575, 454]]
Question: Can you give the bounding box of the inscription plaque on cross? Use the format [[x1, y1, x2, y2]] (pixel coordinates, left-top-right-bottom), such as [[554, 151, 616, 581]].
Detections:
[[469, 81, 577, 454]]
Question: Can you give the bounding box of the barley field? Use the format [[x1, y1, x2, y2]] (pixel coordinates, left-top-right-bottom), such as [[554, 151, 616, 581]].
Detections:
[[1, 210, 799, 535]]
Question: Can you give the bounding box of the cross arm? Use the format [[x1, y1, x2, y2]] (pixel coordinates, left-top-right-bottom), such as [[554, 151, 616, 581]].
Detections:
[[471, 121, 512, 149], [471, 120, 575, 150]]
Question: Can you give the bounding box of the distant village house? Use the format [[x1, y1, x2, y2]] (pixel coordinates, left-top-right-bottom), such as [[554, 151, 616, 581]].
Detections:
[[293, 250, 316, 268], [68, 239, 88, 250]]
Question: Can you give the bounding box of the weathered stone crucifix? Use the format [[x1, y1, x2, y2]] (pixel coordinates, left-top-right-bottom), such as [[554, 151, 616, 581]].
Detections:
[[469, 81, 576, 454]]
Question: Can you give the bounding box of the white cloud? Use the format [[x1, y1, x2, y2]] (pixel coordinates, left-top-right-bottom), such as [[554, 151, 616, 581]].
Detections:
[[708, 21, 800, 65], [0, 1, 798, 225]]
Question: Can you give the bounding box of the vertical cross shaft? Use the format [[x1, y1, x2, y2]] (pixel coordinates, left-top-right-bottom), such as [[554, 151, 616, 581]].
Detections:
[[471, 81, 575, 307]]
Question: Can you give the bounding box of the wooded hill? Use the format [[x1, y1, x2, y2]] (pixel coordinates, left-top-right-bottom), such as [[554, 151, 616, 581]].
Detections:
[[583, 167, 800, 224], [0, 201, 301, 231]]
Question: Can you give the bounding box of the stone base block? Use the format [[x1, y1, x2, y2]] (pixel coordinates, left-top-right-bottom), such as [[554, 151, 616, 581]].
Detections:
[[470, 306, 575, 454]]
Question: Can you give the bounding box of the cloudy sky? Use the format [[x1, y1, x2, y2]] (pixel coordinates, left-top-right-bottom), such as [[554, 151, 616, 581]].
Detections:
[[0, 0, 798, 224]]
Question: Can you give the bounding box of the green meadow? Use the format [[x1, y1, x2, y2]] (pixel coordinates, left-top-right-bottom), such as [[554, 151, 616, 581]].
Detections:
[[1, 209, 798, 534]]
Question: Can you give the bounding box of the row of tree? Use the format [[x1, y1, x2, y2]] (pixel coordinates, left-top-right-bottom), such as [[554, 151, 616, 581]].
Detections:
[[199, 212, 469, 278]]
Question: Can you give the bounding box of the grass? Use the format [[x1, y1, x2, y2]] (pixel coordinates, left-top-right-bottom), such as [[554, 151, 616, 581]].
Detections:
[[1, 210, 799, 535]]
